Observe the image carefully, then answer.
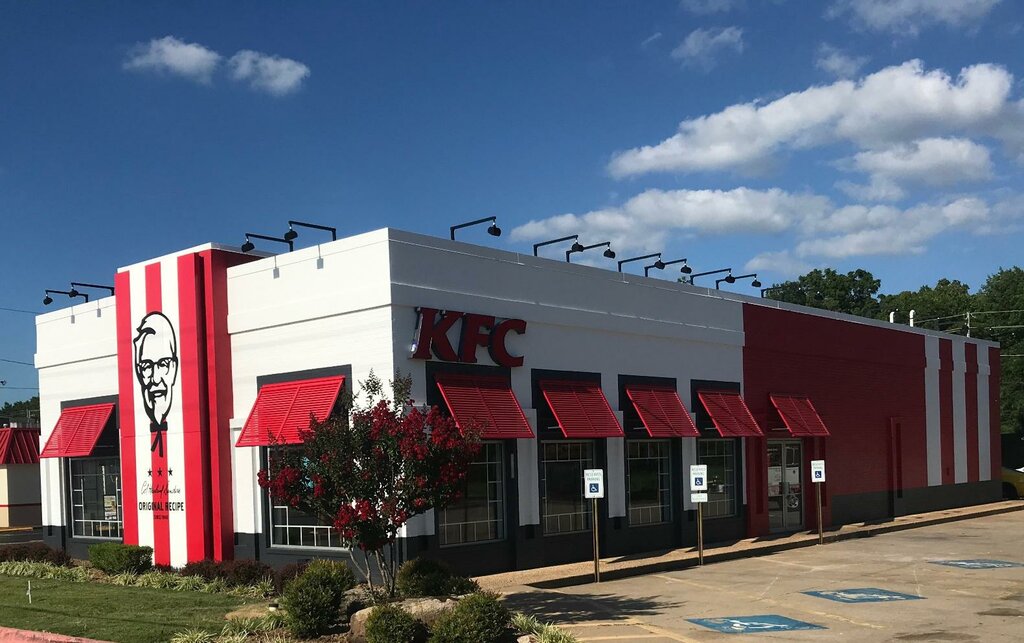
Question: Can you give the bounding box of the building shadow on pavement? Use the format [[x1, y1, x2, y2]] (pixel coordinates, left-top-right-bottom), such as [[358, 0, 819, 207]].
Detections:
[[502, 588, 682, 623]]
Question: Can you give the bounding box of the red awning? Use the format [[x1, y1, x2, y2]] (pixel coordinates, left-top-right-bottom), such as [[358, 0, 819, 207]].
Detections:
[[0, 428, 40, 464], [235, 375, 345, 447], [769, 394, 831, 437], [40, 403, 116, 458], [696, 390, 764, 437], [539, 380, 623, 438], [435, 373, 534, 439], [625, 386, 700, 437]]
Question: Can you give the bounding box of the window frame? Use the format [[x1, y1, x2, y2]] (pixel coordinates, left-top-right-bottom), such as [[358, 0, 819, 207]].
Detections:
[[68, 455, 124, 540], [539, 439, 596, 536], [263, 445, 348, 551], [436, 441, 507, 548], [697, 437, 739, 519], [626, 439, 672, 526]]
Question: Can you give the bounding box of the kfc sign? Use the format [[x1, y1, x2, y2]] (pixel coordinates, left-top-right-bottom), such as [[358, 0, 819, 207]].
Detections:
[[412, 307, 526, 367]]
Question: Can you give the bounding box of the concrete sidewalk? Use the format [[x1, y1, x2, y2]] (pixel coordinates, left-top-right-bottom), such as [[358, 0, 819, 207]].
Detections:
[[478, 499, 1023, 591]]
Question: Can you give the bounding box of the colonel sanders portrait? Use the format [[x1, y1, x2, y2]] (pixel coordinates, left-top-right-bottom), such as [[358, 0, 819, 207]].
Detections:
[[134, 312, 178, 457]]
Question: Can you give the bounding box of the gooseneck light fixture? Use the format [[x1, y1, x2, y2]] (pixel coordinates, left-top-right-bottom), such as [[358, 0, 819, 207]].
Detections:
[[70, 282, 114, 297], [43, 289, 88, 306], [284, 220, 337, 242], [241, 232, 294, 254], [533, 234, 581, 257], [687, 268, 732, 285], [566, 241, 615, 263], [450, 216, 501, 240], [617, 252, 661, 273], [645, 258, 691, 277], [716, 272, 761, 289]]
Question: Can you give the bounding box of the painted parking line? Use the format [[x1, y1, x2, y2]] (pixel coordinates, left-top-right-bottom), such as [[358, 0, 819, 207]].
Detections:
[[930, 559, 1024, 569], [804, 588, 923, 603], [688, 615, 826, 634]]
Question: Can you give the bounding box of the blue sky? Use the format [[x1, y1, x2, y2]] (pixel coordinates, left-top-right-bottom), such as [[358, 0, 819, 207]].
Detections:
[[2, 0, 1023, 404]]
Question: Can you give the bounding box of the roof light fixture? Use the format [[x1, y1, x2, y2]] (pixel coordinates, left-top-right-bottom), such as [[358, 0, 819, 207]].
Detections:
[[687, 268, 732, 285], [617, 252, 661, 273], [70, 282, 114, 296], [284, 220, 337, 243], [241, 232, 294, 254], [566, 241, 615, 263], [644, 258, 690, 277], [43, 289, 88, 306], [450, 216, 501, 240], [533, 234, 580, 257], [717, 272, 760, 289]]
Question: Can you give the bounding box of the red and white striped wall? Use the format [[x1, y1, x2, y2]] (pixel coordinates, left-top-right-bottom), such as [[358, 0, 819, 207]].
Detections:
[[923, 336, 997, 486]]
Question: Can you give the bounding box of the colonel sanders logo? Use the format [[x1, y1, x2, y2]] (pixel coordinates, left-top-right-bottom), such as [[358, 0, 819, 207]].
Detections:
[[133, 312, 178, 458]]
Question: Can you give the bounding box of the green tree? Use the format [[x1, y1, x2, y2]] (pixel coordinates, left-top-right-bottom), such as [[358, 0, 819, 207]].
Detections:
[[877, 279, 976, 330], [764, 268, 881, 318], [973, 268, 1024, 435], [0, 396, 39, 426]]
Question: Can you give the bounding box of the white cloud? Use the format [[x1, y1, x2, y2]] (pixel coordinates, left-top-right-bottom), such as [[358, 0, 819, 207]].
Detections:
[[671, 27, 744, 71], [795, 197, 991, 258], [123, 36, 222, 84], [828, 0, 1002, 35], [815, 44, 869, 78], [835, 177, 907, 202], [608, 60, 1014, 177], [680, 0, 741, 14], [641, 32, 663, 48], [745, 250, 812, 277], [511, 187, 831, 253], [228, 50, 310, 96]]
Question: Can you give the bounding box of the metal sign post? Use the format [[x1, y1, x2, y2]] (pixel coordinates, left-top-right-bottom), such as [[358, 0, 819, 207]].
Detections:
[[690, 464, 708, 566], [584, 469, 604, 583], [811, 460, 826, 545]]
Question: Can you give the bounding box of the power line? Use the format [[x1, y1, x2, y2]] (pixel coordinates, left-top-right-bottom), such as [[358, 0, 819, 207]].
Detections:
[[0, 358, 33, 366], [0, 386, 39, 390], [0, 306, 39, 315]]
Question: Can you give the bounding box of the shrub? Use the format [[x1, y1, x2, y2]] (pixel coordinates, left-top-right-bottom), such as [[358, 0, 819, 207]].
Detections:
[[0, 560, 90, 582], [181, 559, 223, 582], [274, 561, 308, 593], [396, 558, 479, 598], [222, 559, 274, 587], [281, 560, 355, 638], [169, 629, 217, 643], [366, 604, 424, 643], [88, 543, 152, 574], [0, 543, 72, 566], [429, 592, 511, 643]]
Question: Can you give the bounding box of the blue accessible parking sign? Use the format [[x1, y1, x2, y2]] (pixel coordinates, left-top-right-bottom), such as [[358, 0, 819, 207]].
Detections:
[[804, 588, 923, 603], [688, 615, 826, 634], [931, 559, 1023, 569]]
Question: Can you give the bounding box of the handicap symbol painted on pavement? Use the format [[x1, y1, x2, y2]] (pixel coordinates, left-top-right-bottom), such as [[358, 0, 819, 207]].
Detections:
[[804, 588, 923, 603], [931, 559, 1024, 569], [688, 615, 826, 634]]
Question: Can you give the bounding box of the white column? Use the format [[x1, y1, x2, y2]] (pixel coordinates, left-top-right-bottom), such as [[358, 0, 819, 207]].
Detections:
[[952, 341, 968, 484], [924, 336, 942, 486]]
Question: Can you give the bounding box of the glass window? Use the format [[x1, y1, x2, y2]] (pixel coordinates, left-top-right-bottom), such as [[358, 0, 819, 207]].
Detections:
[[698, 439, 737, 519], [70, 457, 122, 539], [438, 442, 505, 546], [541, 441, 595, 534], [267, 447, 344, 549], [627, 440, 671, 525]]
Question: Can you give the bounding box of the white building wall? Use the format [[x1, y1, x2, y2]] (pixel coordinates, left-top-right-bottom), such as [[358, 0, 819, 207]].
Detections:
[[387, 230, 746, 525], [226, 230, 397, 537], [34, 296, 119, 529]]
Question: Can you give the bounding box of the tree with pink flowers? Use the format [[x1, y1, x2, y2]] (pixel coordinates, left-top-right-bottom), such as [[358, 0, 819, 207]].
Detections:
[[258, 371, 481, 600]]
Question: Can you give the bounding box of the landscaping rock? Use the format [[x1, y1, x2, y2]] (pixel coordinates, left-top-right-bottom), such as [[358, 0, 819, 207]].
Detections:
[[348, 597, 457, 642]]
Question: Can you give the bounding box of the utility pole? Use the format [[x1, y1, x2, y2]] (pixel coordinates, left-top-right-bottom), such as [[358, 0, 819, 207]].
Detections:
[[966, 311, 972, 338]]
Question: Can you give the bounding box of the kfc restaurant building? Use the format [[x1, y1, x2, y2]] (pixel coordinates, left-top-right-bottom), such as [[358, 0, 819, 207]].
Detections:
[[35, 229, 1003, 575]]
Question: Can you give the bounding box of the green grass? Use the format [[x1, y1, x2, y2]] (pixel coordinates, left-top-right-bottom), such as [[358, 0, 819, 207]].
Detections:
[[0, 575, 246, 643]]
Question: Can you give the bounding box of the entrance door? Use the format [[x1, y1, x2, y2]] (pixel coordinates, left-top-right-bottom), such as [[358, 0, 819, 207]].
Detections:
[[767, 440, 804, 532]]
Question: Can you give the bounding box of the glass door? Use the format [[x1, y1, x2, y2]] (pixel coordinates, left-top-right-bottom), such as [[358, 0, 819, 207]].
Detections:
[[767, 440, 803, 532]]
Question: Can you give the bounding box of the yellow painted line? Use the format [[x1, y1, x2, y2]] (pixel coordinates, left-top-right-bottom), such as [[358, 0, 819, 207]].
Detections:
[[578, 635, 664, 641], [634, 621, 707, 643], [567, 621, 642, 627], [651, 574, 884, 630]]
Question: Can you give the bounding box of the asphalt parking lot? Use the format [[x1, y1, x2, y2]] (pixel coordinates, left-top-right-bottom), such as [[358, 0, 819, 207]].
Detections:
[[503, 510, 1024, 641]]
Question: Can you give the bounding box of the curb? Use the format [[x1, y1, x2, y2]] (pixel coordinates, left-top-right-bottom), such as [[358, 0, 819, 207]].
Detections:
[[0, 628, 108, 643], [496, 501, 1024, 590]]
